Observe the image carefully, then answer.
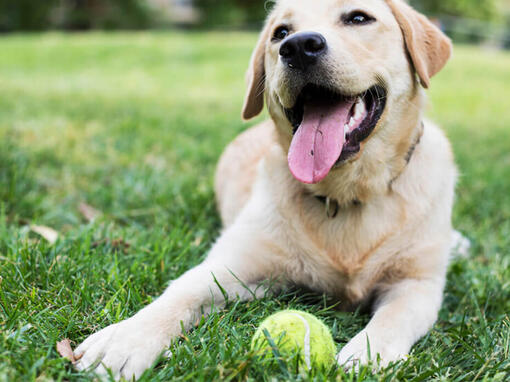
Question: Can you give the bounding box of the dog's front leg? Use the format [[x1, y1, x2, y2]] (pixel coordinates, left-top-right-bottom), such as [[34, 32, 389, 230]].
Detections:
[[75, 224, 278, 380], [336, 276, 446, 369]]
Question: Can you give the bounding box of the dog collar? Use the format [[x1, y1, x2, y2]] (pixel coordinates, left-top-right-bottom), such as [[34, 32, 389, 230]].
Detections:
[[405, 122, 424, 164], [314, 196, 361, 218], [390, 121, 424, 185], [315, 195, 339, 218]]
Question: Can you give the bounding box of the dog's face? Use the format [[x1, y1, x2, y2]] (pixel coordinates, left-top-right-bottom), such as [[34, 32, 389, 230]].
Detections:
[[242, 0, 451, 185]]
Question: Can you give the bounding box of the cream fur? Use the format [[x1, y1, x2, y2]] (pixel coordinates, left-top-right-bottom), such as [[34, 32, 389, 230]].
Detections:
[[74, 0, 458, 378]]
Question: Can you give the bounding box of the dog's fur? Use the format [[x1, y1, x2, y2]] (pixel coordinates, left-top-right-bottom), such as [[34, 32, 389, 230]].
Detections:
[[75, 0, 456, 379]]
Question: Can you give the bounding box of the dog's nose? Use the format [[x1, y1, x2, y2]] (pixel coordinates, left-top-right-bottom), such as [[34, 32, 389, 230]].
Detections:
[[279, 32, 327, 71]]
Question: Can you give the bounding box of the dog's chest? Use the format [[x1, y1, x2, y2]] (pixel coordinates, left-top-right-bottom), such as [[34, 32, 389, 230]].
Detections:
[[281, 193, 406, 301]]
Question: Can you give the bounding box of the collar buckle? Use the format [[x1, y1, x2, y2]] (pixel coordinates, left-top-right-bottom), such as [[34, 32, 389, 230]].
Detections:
[[325, 197, 339, 218]]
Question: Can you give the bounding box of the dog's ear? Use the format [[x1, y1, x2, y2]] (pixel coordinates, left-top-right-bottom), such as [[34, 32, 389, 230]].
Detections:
[[242, 16, 275, 120], [386, 0, 452, 88]]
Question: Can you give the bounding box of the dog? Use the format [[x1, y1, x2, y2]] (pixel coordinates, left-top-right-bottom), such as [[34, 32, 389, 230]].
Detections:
[[75, 0, 456, 379]]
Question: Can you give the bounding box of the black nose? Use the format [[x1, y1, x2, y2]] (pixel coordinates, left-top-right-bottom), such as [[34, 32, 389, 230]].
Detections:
[[279, 32, 327, 71]]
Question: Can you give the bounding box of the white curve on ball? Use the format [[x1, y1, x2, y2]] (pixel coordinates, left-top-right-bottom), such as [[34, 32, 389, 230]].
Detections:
[[289, 312, 311, 369]]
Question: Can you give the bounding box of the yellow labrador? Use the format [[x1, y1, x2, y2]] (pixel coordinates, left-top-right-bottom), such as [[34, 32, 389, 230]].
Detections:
[[75, 0, 457, 378]]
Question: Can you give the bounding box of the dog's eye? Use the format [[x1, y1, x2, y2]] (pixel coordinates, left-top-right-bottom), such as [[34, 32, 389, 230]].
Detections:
[[272, 26, 290, 42], [343, 11, 376, 25]]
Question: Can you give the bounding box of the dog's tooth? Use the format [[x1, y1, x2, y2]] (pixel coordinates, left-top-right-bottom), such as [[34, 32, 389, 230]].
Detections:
[[352, 101, 360, 120], [354, 98, 366, 120], [348, 117, 355, 128]]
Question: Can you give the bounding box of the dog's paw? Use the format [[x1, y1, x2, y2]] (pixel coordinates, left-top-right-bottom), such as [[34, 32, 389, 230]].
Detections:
[[74, 317, 170, 380], [336, 330, 407, 371]]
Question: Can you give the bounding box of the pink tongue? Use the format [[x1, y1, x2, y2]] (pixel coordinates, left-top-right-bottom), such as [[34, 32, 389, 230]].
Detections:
[[288, 100, 353, 184]]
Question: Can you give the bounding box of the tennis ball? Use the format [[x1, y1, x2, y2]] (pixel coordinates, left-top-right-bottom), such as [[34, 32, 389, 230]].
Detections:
[[251, 310, 336, 370]]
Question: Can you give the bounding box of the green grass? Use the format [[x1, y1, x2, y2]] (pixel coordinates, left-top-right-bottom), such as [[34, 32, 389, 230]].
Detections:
[[0, 32, 509, 381]]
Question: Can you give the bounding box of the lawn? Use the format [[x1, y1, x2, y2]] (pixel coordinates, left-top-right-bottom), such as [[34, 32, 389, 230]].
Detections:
[[0, 32, 509, 381]]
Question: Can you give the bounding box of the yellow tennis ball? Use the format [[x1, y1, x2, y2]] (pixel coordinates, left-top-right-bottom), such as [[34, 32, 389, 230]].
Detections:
[[251, 310, 336, 370]]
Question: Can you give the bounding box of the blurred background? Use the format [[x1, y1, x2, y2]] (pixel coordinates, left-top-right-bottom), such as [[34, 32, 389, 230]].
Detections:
[[0, 0, 509, 47], [0, 1, 509, 380]]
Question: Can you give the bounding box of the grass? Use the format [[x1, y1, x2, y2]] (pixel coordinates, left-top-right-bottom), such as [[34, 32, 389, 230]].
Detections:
[[0, 32, 509, 381]]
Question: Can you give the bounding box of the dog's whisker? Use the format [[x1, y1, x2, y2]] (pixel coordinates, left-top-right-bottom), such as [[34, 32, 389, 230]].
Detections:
[[254, 75, 267, 98]]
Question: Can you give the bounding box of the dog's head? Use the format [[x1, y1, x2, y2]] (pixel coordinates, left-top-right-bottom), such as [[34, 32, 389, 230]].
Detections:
[[242, 0, 451, 185]]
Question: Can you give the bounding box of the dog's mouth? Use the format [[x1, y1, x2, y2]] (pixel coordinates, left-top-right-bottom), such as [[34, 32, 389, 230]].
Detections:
[[284, 84, 387, 184]]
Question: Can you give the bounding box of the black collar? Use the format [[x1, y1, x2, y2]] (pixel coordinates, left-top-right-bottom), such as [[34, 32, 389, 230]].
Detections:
[[314, 196, 361, 219], [405, 122, 424, 164], [315, 195, 340, 218]]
